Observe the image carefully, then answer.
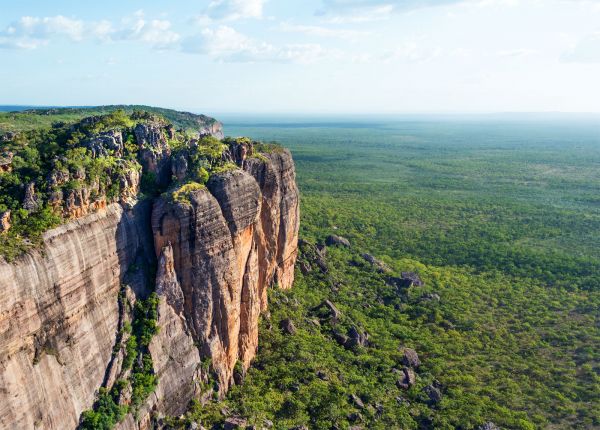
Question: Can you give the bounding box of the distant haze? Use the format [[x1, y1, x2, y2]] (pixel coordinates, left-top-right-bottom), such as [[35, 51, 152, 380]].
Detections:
[[1, 0, 600, 113]]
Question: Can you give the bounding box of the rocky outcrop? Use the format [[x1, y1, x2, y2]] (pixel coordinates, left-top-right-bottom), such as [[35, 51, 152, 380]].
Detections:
[[135, 122, 172, 186], [83, 130, 124, 158], [326, 235, 350, 248], [0, 211, 10, 233], [118, 295, 203, 430], [0, 152, 13, 172], [0, 121, 298, 429], [22, 182, 40, 212], [151, 149, 299, 392], [244, 149, 300, 293], [155, 244, 185, 315]]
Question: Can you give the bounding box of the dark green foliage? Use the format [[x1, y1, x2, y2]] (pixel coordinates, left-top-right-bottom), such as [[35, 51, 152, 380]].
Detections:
[[0, 111, 141, 259], [140, 171, 159, 196], [208, 119, 600, 429], [79, 386, 128, 430], [122, 335, 137, 371], [131, 354, 158, 408], [79, 293, 160, 428], [133, 292, 160, 347], [0, 105, 219, 133], [129, 293, 160, 408]]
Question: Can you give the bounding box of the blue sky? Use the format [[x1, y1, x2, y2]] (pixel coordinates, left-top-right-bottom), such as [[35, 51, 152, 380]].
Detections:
[[1, 0, 600, 114]]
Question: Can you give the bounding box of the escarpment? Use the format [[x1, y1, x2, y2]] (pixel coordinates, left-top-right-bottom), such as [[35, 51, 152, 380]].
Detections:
[[0, 204, 146, 429], [0, 109, 299, 430]]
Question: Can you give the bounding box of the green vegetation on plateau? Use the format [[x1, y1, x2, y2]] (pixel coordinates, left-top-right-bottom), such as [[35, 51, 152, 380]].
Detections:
[[0, 107, 252, 260], [0, 109, 141, 259], [0, 105, 219, 133], [178, 118, 599, 429]]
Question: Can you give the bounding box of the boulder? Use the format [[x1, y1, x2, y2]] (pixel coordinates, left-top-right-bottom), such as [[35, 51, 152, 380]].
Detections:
[[223, 417, 248, 430], [315, 299, 342, 323], [477, 423, 501, 430], [0, 211, 10, 233], [280, 318, 297, 335], [387, 272, 424, 290], [396, 367, 416, 390], [401, 271, 424, 287], [346, 326, 369, 348], [349, 394, 365, 409], [400, 347, 421, 368], [0, 151, 14, 172], [332, 330, 349, 347], [22, 182, 40, 212], [348, 412, 362, 423], [361, 253, 390, 273], [314, 254, 328, 273], [326, 235, 350, 247], [299, 260, 312, 275], [316, 370, 328, 380], [420, 292, 440, 302], [424, 384, 442, 405]]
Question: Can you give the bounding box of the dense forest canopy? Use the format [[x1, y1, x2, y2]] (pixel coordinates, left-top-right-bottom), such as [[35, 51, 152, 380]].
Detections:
[[182, 119, 599, 430]]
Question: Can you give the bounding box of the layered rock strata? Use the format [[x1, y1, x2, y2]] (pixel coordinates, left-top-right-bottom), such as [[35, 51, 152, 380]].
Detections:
[[0, 141, 299, 429], [0, 204, 144, 429], [151, 148, 299, 392]]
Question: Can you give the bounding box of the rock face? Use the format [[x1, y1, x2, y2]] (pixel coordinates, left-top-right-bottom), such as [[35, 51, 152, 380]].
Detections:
[[152, 149, 300, 392], [135, 122, 172, 186], [84, 129, 124, 157], [0, 151, 13, 172], [0, 137, 299, 429], [0, 204, 147, 429], [0, 210, 10, 233]]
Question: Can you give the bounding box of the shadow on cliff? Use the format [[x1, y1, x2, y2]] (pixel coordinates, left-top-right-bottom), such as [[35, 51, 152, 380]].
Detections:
[[120, 198, 158, 298], [98, 198, 158, 392]]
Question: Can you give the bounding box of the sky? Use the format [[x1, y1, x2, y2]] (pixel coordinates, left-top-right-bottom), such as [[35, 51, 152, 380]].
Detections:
[[1, 0, 600, 114]]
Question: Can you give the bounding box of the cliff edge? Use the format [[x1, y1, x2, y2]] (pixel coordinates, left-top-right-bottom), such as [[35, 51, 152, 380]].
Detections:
[[0, 108, 299, 430]]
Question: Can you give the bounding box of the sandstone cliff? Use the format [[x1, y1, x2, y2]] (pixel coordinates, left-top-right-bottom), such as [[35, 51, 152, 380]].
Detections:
[[0, 204, 146, 429], [151, 148, 299, 392], [0, 111, 298, 430]]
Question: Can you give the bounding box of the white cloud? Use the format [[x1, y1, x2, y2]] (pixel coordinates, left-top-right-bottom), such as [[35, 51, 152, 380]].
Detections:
[[497, 48, 537, 57], [279, 22, 368, 39], [114, 13, 180, 49], [320, 5, 394, 23], [561, 32, 600, 63], [182, 25, 328, 63], [205, 0, 268, 21], [317, 0, 523, 22], [90, 20, 114, 42], [0, 12, 180, 50], [0, 15, 84, 49], [381, 41, 442, 62]]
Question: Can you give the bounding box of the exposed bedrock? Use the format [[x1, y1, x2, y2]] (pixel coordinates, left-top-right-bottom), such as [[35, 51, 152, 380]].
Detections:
[[0, 143, 299, 429], [151, 150, 299, 392], [0, 203, 150, 430]]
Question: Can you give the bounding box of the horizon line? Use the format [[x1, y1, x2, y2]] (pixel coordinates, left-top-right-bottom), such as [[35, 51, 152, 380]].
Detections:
[[2, 104, 600, 117]]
